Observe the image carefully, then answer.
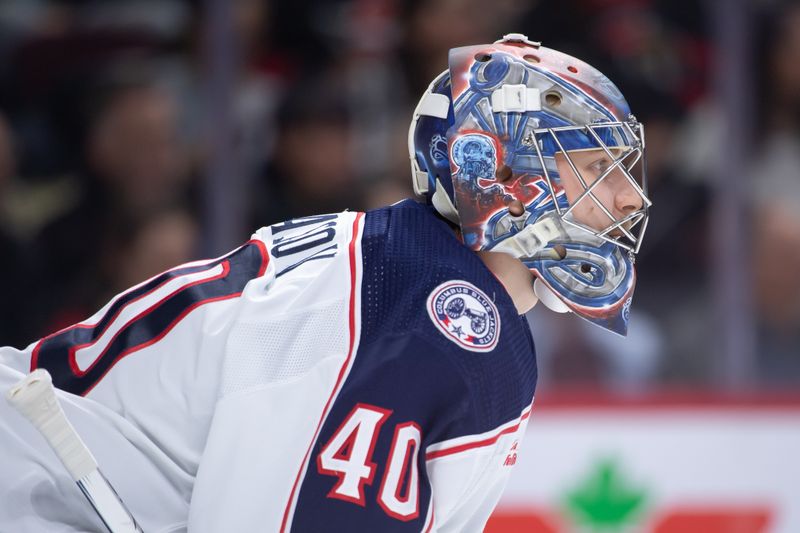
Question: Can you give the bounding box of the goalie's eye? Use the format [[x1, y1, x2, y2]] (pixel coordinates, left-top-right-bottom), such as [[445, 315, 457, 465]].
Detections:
[[587, 158, 611, 175]]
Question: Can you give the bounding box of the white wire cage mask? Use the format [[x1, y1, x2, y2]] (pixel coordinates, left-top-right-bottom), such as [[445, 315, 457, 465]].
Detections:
[[527, 118, 651, 255]]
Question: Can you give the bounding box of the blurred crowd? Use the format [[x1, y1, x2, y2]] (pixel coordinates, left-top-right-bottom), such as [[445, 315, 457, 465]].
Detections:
[[0, 0, 798, 390]]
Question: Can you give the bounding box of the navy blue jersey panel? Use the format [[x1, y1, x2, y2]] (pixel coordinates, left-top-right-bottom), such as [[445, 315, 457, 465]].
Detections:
[[359, 199, 538, 433]]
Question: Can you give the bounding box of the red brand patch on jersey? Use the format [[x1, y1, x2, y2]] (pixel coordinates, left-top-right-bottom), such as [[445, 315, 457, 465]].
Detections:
[[504, 440, 519, 466]]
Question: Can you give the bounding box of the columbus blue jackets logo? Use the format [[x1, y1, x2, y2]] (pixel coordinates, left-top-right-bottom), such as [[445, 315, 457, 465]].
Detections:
[[427, 281, 500, 352]]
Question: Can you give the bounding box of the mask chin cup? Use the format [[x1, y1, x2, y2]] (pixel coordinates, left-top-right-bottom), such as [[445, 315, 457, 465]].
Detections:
[[533, 277, 571, 314]]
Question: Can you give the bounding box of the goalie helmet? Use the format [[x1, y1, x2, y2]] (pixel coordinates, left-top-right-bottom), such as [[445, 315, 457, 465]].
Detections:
[[408, 34, 651, 335]]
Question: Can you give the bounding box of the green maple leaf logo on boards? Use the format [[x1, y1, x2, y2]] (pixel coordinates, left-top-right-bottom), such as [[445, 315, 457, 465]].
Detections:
[[563, 457, 647, 532]]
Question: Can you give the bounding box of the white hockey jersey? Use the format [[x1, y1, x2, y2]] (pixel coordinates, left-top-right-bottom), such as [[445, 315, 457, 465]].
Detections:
[[0, 199, 538, 532]]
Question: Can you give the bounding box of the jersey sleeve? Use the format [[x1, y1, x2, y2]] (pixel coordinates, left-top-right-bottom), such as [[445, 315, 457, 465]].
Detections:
[[0, 211, 361, 533], [0, 236, 272, 479], [0, 361, 195, 532], [0, 237, 273, 532]]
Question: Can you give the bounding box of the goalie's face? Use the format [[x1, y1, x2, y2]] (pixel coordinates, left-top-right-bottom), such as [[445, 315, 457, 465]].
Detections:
[[554, 147, 648, 251]]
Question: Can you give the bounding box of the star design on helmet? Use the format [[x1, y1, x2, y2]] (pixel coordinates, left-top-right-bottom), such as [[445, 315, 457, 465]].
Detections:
[[450, 325, 465, 338]]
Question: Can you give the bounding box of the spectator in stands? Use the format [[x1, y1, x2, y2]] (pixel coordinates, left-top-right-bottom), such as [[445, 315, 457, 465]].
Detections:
[[34, 71, 196, 334], [749, 2, 800, 384], [252, 76, 364, 226], [0, 112, 36, 348]]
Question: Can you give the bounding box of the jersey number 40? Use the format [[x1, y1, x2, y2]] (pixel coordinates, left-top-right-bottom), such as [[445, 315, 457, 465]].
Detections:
[[317, 403, 421, 521]]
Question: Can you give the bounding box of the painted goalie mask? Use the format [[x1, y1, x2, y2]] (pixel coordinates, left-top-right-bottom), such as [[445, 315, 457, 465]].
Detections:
[[409, 34, 651, 335]]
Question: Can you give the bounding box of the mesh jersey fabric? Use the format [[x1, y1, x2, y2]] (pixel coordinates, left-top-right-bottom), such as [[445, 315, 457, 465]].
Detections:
[[359, 199, 538, 434]]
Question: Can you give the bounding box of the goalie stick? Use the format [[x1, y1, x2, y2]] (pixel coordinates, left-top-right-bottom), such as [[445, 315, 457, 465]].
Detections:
[[6, 369, 143, 533]]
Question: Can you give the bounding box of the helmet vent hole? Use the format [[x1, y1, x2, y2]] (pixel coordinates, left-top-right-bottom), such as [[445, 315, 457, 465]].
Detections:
[[567, 65, 579, 73], [580, 263, 592, 274], [496, 164, 513, 182], [475, 53, 492, 62], [545, 92, 562, 107], [508, 199, 525, 216], [523, 54, 540, 64]]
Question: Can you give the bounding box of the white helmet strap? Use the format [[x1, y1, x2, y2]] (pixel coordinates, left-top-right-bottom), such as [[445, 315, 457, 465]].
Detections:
[[491, 85, 541, 113], [534, 278, 571, 313], [417, 92, 450, 119]]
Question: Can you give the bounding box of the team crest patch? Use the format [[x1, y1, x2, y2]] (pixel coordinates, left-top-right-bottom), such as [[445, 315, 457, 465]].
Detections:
[[427, 280, 500, 352]]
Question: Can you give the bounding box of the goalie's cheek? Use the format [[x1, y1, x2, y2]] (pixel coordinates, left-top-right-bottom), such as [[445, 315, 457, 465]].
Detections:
[[572, 179, 626, 233]]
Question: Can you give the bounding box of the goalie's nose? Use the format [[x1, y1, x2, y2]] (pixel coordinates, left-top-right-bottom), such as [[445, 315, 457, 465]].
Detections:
[[613, 174, 644, 216]]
